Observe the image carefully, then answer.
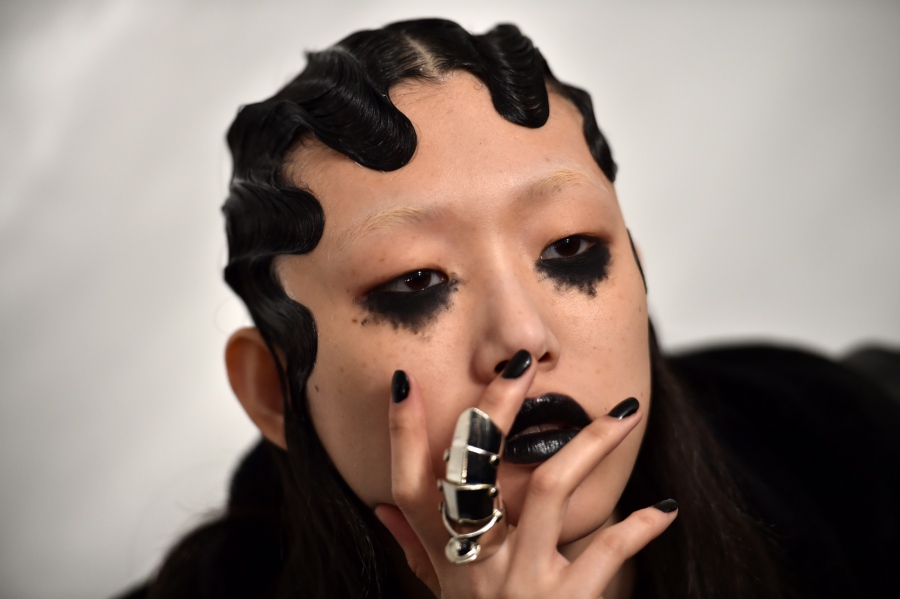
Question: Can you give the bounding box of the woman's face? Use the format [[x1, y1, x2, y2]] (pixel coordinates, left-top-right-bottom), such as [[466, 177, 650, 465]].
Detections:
[[276, 71, 651, 548]]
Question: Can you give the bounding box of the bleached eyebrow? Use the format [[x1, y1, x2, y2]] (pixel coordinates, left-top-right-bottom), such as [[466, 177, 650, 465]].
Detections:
[[333, 204, 443, 256], [524, 168, 594, 202], [332, 168, 596, 256]]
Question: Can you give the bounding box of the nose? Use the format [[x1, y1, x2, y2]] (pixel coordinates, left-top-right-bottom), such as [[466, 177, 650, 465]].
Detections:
[[471, 273, 560, 382]]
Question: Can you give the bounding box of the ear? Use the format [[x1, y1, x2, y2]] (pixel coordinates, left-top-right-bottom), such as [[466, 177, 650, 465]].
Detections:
[[225, 327, 287, 449]]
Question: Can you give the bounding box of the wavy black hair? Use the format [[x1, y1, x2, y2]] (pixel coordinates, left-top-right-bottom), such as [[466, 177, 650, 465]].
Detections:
[[145, 19, 786, 598]]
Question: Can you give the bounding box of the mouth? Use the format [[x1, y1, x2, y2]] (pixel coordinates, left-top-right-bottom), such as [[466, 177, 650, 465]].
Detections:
[[503, 393, 592, 465]]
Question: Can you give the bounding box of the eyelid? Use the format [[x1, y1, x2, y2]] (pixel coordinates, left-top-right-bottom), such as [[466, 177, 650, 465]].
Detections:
[[376, 269, 448, 293], [535, 234, 611, 297], [358, 270, 460, 332], [540, 234, 599, 260]]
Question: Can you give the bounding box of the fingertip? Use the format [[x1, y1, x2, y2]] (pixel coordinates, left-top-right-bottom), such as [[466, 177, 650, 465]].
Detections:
[[479, 351, 539, 434], [607, 397, 639, 419], [388, 370, 423, 424], [392, 369, 410, 403], [388, 369, 423, 433], [501, 349, 533, 379], [652, 498, 678, 514]]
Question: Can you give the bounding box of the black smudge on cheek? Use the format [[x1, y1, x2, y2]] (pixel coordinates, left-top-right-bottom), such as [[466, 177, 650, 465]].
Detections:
[[536, 243, 611, 297], [358, 280, 459, 334]]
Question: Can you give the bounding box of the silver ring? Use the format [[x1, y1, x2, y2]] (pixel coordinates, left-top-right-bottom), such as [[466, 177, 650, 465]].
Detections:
[[441, 506, 504, 564], [440, 407, 507, 564]]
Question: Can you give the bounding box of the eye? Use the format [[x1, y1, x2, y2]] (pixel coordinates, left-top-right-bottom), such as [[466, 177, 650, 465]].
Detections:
[[540, 236, 596, 260], [359, 269, 459, 332], [380, 269, 448, 293], [535, 235, 610, 297]]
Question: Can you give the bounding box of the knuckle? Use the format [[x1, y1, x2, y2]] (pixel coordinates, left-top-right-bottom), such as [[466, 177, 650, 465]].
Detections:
[[498, 582, 529, 599], [597, 530, 628, 556], [390, 477, 418, 507], [481, 378, 531, 430], [633, 510, 660, 529], [388, 412, 409, 436], [579, 422, 610, 445], [528, 467, 563, 498], [482, 374, 509, 402]]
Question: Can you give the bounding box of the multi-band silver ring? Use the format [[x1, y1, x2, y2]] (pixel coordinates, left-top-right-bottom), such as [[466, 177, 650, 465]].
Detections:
[[439, 407, 507, 564]]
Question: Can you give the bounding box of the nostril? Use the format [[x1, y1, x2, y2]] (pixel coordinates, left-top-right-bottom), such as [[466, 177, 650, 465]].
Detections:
[[537, 351, 551, 363]]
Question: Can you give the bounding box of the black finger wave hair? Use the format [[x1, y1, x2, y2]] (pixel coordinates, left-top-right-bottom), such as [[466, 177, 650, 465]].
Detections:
[[146, 18, 785, 599]]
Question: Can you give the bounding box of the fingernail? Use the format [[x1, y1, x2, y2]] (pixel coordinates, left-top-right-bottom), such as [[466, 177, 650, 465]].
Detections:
[[653, 499, 678, 513], [392, 370, 409, 403], [607, 397, 639, 419], [502, 350, 532, 379]]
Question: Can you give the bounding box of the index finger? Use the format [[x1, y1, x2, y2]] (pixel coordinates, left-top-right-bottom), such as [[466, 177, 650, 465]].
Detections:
[[473, 349, 537, 435]]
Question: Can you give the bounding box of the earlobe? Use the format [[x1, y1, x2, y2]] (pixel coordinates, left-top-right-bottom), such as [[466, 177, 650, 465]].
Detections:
[[225, 327, 287, 449]]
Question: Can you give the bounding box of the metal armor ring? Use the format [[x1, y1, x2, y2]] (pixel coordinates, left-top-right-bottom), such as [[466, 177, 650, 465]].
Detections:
[[440, 407, 506, 564]]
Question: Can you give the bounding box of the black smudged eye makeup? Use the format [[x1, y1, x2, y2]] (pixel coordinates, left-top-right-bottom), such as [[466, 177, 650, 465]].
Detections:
[[536, 235, 611, 297], [359, 269, 459, 332]]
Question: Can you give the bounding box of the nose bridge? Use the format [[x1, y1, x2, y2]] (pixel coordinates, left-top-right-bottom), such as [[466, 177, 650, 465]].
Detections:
[[472, 254, 559, 378]]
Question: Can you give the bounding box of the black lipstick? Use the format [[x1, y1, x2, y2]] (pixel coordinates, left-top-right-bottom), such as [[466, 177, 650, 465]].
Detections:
[[503, 394, 592, 465]]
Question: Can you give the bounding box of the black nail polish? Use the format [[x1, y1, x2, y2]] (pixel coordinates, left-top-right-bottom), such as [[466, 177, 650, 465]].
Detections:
[[501, 350, 532, 379], [608, 397, 639, 419], [392, 370, 409, 403], [653, 499, 678, 513]]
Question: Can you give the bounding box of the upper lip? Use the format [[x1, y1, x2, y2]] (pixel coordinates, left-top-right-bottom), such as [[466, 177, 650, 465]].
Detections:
[[506, 393, 592, 440]]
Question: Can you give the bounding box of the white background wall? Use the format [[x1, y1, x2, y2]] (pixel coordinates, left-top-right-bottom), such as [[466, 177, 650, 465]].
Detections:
[[1, 1, 897, 597]]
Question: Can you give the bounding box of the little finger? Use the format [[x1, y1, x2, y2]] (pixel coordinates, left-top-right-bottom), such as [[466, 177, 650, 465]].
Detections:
[[567, 500, 678, 596]]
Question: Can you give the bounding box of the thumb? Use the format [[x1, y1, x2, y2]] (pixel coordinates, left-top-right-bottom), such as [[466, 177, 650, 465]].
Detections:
[[375, 503, 440, 595]]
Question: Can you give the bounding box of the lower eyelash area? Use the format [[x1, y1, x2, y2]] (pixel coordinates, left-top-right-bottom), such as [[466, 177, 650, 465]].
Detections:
[[359, 279, 460, 333], [536, 242, 611, 297]]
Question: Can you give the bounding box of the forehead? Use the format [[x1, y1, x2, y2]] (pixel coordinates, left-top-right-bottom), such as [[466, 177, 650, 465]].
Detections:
[[283, 71, 611, 237]]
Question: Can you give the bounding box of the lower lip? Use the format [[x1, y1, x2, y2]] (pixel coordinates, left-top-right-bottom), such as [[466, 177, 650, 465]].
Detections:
[[503, 429, 580, 465]]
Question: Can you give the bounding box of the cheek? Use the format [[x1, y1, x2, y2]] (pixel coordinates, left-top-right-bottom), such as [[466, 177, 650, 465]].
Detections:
[[303, 306, 472, 509], [573, 254, 650, 397], [304, 317, 400, 507], [556, 254, 650, 402], [559, 268, 651, 539], [560, 415, 648, 542], [498, 258, 651, 536]]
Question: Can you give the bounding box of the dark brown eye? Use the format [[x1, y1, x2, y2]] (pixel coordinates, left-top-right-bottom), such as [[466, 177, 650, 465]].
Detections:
[[535, 235, 610, 297], [381, 270, 447, 293], [540, 237, 594, 260]]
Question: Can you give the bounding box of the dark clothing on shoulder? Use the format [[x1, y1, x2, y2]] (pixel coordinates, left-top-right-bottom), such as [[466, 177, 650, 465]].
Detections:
[[670, 344, 900, 598], [114, 344, 900, 599]]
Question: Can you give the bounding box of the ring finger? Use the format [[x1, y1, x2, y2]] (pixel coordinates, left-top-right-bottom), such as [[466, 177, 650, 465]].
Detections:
[[513, 397, 643, 560]]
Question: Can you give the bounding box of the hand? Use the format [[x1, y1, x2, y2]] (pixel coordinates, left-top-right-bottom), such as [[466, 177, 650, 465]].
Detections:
[[376, 357, 677, 598]]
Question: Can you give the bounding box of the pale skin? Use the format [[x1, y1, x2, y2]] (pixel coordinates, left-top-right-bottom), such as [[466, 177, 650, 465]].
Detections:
[[226, 71, 676, 598]]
